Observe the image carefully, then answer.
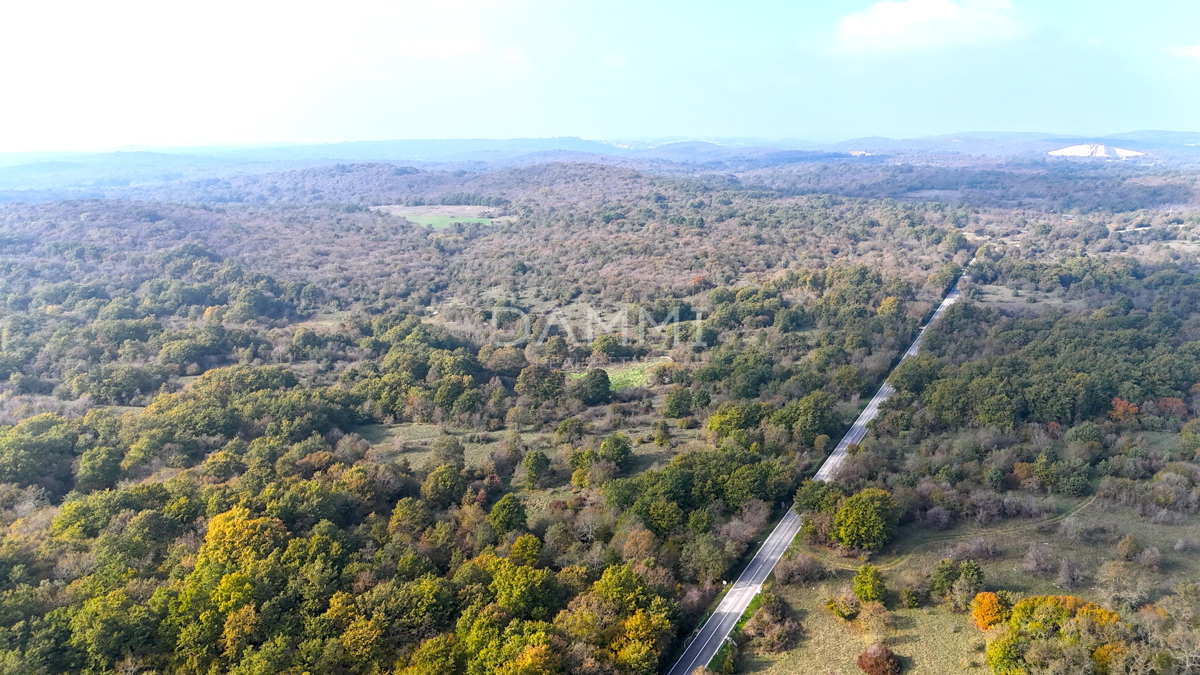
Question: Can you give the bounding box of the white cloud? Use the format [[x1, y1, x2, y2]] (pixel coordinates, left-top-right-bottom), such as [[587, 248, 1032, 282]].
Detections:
[[1173, 44, 1200, 60], [832, 0, 1025, 56]]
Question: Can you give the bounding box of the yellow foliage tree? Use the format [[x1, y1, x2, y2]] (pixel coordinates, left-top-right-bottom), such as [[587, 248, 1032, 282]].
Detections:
[[971, 592, 1007, 631], [497, 643, 563, 675]]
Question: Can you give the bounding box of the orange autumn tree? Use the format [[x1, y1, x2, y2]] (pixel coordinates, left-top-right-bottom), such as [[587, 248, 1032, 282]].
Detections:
[[1108, 397, 1139, 424], [971, 592, 1008, 631], [1158, 397, 1188, 419]]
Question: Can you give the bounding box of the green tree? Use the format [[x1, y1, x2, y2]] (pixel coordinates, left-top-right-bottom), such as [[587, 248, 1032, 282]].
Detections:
[[653, 420, 670, 447], [429, 434, 466, 469], [521, 450, 551, 489], [792, 390, 838, 445], [930, 559, 959, 598], [832, 488, 899, 552], [488, 494, 528, 534], [592, 335, 625, 359], [515, 364, 565, 402], [0, 413, 77, 495], [490, 560, 556, 619], [599, 433, 632, 467], [510, 534, 541, 566], [888, 354, 943, 395], [422, 464, 465, 509], [573, 369, 612, 406], [794, 480, 844, 514], [705, 402, 767, 441], [555, 417, 585, 443], [69, 589, 157, 671], [643, 499, 684, 537], [390, 497, 433, 541], [832, 365, 864, 397], [544, 336, 569, 363], [853, 564, 886, 603], [74, 445, 123, 492], [975, 394, 1015, 429], [663, 386, 692, 418], [401, 634, 462, 675], [681, 533, 733, 583]]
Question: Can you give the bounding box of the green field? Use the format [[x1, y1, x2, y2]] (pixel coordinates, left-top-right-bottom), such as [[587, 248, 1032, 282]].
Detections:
[[568, 356, 671, 391], [403, 215, 494, 230]]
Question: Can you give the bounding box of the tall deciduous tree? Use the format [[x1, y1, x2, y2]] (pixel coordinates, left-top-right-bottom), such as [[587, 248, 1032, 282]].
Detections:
[[832, 488, 899, 552]]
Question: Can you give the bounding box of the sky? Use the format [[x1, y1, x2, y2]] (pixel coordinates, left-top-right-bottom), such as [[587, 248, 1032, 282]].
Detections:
[[2, 0, 1199, 152]]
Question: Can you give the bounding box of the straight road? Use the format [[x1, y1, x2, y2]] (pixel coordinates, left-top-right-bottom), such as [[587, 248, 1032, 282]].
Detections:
[[665, 282, 966, 675], [814, 286, 962, 481], [664, 508, 803, 675]]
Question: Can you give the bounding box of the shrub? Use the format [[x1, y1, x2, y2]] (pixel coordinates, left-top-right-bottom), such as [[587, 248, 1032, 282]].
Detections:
[[742, 593, 800, 654], [857, 643, 901, 675], [825, 589, 860, 621], [985, 628, 1026, 675], [1116, 534, 1142, 561], [853, 564, 886, 603], [1056, 557, 1087, 589], [1022, 544, 1055, 576], [775, 553, 825, 585], [1136, 546, 1162, 572], [922, 506, 953, 530], [713, 640, 738, 675], [855, 601, 894, 639], [943, 538, 1000, 562]]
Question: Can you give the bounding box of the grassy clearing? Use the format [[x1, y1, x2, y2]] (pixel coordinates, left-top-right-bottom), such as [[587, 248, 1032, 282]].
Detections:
[[970, 284, 1081, 311], [372, 204, 514, 230], [746, 588, 982, 675], [404, 215, 495, 230], [749, 494, 1200, 674], [289, 311, 353, 332], [353, 423, 534, 469], [567, 356, 672, 391]]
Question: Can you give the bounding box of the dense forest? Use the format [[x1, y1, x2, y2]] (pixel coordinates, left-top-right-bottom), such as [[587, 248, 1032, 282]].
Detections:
[[0, 156, 1194, 674]]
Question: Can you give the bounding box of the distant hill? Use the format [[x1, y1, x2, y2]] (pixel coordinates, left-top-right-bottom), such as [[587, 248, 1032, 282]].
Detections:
[[0, 131, 1197, 195]]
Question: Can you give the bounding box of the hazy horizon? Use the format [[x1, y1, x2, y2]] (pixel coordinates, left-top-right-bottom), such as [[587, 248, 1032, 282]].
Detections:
[[7, 128, 1200, 158]]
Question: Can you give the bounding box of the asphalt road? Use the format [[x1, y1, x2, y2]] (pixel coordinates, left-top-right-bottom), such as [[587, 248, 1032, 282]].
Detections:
[[815, 286, 962, 481], [664, 283, 965, 675], [663, 508, 804, 675]]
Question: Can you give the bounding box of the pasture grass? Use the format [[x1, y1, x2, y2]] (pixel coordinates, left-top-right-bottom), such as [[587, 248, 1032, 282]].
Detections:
[[404, 215, 494, 230], [745, 589, 981, 675], [567, 356, 672, 391], [748, 494, 1200, 674]]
